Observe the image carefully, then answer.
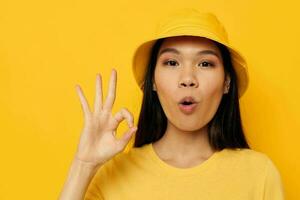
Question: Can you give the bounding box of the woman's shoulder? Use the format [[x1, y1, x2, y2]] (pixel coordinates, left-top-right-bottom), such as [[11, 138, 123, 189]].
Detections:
[[223, 147, 284, 196], [224, 147, 272, 162], [220, 147, 278, 173]]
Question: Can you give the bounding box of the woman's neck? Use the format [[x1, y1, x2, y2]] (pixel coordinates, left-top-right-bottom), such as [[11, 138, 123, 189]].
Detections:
[[152, 122, 215, 164]]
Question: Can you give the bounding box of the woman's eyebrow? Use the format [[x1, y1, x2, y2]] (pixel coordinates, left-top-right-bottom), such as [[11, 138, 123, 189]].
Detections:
[[158, 47, 221, 60]]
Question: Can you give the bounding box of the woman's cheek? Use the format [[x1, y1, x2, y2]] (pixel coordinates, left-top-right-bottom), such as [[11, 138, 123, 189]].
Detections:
[[201, 79, 224, 123], [155, 71, 178, 113], [154, 68, 174, 92]]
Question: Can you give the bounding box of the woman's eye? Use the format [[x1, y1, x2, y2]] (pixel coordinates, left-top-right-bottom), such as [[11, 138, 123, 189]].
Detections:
[[199, 61, 214, 67], [162, 60, 214, 67], [163, 60, 178, 66]]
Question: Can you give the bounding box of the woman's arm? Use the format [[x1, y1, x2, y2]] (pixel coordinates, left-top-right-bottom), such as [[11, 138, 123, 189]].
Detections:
[[59, 70, 137, 199], [59, 158, 103, 200]]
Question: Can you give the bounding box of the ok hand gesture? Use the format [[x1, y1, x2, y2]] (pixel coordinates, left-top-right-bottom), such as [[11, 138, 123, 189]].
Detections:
[[74, 69, 137, 167]]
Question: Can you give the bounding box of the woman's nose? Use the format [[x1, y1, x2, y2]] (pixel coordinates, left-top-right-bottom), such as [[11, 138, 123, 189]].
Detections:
[[178, 67, 199, 88], [179, 79, 198, 88]]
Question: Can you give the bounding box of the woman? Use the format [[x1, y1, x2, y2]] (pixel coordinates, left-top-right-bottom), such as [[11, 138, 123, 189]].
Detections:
[[59, 8, 285, 200]]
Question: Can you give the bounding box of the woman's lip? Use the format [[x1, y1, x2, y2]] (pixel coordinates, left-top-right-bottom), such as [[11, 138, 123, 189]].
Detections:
[[178, 103, 198, 114]]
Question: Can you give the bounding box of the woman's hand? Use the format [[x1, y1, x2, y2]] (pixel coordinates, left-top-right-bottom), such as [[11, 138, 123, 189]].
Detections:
[[74, 68, 137, 167]]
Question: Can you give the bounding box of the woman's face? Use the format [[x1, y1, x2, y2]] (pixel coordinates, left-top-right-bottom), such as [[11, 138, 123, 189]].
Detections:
[[153, 36, 230, 131]]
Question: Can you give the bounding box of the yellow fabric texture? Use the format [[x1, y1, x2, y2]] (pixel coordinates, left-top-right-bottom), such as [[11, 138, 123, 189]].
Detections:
[[84, 143, 285, 200]]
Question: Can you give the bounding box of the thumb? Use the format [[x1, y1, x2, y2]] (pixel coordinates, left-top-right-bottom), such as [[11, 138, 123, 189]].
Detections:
[[119, 127, 137, 147]]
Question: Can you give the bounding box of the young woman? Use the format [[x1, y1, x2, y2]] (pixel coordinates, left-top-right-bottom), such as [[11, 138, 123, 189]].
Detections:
[[59, 8, 285, 200]]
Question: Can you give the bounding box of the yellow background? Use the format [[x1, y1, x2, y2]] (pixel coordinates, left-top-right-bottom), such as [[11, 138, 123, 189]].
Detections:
[[0, 0, 299, 199]]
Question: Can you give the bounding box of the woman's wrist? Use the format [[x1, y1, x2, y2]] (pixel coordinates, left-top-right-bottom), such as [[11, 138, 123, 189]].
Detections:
[[73, 156, 103, 171]]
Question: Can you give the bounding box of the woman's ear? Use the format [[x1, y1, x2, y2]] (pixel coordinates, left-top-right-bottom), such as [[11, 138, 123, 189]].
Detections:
[[153, 83, 157, 91], [223, 75, 231, 94], [152, 78, 157, 91]]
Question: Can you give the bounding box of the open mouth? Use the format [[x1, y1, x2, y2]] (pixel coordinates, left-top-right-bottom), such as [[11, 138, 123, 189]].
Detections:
[[178, 101, 197, 114], [181, 101, 194, 105]]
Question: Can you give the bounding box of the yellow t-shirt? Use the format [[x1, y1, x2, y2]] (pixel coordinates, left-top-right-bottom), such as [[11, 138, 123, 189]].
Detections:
[[84, 143, 285, 200]]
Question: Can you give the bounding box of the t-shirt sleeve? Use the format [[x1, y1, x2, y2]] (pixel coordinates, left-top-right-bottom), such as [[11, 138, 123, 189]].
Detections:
[[263, 157, 285, 200]]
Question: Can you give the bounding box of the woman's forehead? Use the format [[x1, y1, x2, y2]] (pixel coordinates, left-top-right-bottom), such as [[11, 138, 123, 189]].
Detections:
[[158, 36, 221, 58]]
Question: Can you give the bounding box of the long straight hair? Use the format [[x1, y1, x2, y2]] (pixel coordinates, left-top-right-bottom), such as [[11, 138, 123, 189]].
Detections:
[[133, 37, 251, 151]]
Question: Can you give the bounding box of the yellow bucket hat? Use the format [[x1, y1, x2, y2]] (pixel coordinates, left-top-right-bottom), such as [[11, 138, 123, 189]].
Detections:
[[132, 8, 249, 99]]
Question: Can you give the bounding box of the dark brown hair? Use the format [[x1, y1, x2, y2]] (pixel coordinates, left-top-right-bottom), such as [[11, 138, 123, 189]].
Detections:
[[133, 37, 251, 151]]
